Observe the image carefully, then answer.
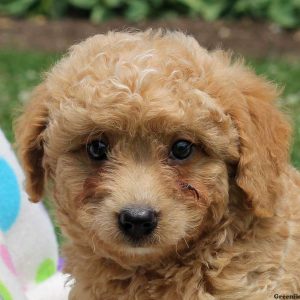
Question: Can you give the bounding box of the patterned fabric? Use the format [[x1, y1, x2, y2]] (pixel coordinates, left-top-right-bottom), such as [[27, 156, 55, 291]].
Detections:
[[0, 130, 70, 300]]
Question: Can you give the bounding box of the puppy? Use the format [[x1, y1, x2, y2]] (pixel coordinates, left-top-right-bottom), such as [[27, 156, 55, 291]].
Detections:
[[15, 30, 300, 299]]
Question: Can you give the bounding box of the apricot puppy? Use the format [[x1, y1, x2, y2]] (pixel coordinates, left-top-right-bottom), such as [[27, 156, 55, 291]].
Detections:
[[15, 30, 300, 299]]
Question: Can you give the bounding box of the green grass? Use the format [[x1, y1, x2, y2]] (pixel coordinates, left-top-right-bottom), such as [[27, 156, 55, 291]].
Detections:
[[0, 50, 60, 141], [0, 49, 299, 168]]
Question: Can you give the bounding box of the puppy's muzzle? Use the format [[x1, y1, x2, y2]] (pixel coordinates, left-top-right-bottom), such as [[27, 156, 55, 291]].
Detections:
[[118, 206, 158, 242]]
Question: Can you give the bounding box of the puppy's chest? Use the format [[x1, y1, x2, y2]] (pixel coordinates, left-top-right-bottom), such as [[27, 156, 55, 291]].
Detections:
[[98, 264, 209, 300]]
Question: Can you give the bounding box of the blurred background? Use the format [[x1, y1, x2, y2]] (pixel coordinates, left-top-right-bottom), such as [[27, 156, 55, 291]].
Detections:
[[0, 0, 299, 169]]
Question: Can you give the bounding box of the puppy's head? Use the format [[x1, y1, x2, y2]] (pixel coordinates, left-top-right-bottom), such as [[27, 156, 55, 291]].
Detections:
[[15, 31, 291, 264]]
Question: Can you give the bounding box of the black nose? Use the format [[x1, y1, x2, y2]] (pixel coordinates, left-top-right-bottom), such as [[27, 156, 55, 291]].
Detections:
[[118, 207, 158, 241]]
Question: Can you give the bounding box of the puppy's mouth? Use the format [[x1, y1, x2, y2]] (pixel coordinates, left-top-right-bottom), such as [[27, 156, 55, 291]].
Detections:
[[122, 233, 158, 249]]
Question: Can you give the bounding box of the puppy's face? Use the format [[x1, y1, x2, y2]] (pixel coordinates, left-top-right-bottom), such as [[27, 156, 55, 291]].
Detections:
[[15, 32, 290, 264], [46, 72, 239, 261]]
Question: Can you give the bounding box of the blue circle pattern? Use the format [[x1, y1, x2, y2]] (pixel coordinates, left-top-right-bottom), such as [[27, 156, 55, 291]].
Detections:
[[0, 158, 21, 232]]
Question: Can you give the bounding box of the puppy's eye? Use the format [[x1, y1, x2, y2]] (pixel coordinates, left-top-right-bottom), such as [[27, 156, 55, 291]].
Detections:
[[170, 140, 194, 160], [86, 140, 108, 161]]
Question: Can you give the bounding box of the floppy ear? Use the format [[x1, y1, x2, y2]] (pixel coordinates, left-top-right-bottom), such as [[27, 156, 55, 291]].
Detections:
[[14, 84, 49, 203], [230, 74, 291, 217]]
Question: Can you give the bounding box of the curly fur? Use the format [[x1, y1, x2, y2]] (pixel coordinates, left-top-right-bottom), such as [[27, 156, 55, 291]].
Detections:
[[15, 30, 300, 299]]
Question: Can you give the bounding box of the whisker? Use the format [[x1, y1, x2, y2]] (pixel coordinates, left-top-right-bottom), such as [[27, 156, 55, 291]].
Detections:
[[183, 237, 190, 249]]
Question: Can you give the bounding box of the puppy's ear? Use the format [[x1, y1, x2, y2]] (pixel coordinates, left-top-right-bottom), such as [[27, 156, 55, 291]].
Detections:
[[231, 73, 291, 217], [15, 84, 49, 202]]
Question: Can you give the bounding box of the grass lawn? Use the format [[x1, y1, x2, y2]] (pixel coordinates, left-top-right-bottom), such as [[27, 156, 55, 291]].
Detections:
[[0, 49, 299, 168]]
